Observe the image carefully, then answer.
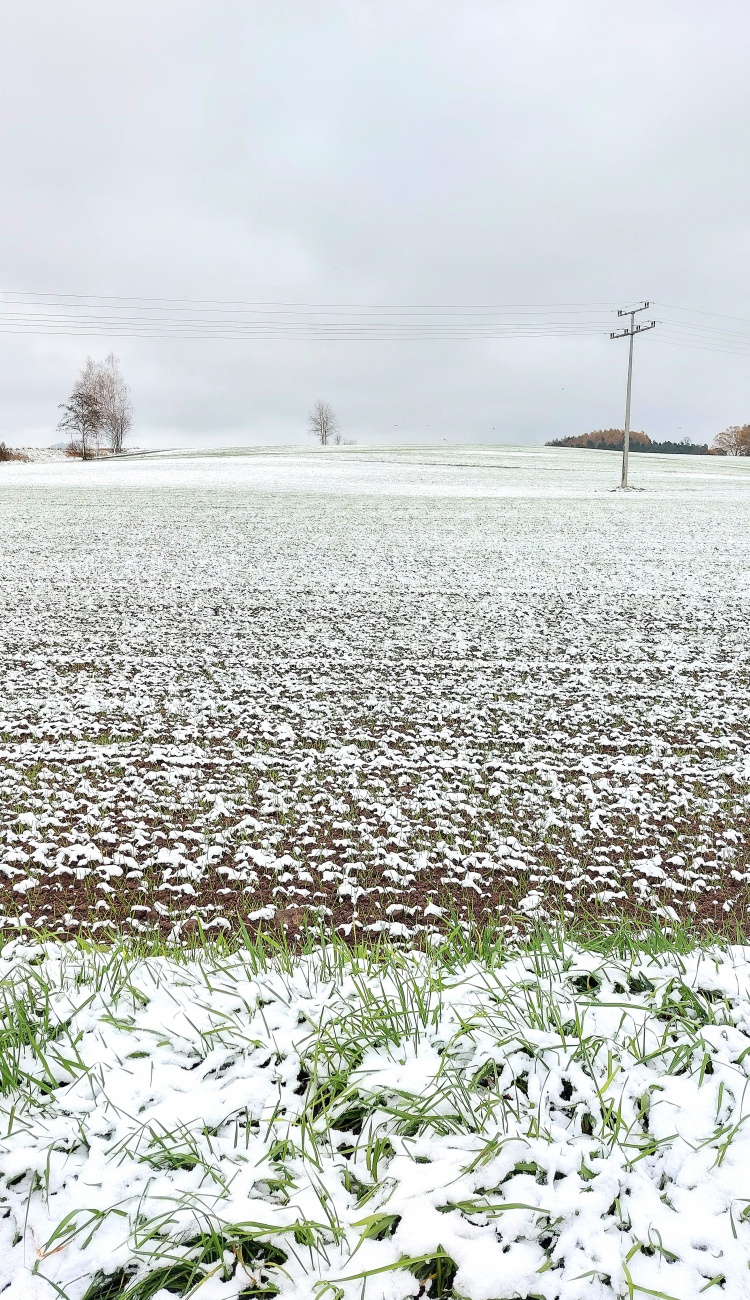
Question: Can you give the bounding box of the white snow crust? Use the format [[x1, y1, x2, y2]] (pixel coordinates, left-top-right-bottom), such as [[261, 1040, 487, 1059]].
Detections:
[[2, 940, 750, 1299], [2, 443, 750, 497], [0, 445, 749, 936]]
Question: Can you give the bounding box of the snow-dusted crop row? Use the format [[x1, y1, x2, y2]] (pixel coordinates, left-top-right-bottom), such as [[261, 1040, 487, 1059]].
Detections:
[[2, 937, 750, 1299], [1, 449, 749, 937]]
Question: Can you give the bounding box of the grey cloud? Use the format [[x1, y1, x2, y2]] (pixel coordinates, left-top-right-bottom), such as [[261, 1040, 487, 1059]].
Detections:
[[1, 0, 748, 447]]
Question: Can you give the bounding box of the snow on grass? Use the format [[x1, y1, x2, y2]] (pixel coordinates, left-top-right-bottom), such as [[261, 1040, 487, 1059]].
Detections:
[[2, 934, 750, 1299], [1, 446, 749, 938]]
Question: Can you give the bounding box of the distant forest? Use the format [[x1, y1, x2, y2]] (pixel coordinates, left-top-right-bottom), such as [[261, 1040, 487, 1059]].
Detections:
[[546, 429, 712, 454]]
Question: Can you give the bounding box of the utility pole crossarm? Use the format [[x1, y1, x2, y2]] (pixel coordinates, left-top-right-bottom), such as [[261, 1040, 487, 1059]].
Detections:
[[610, 321, 655, 339], [610, 302, 657, 489]]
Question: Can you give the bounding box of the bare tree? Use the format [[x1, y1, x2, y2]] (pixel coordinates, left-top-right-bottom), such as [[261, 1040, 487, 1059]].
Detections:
[[57, 355, 133, 459], [96, 353, 133, 454], [713, 424, 750, 456], [57, 358, 103, 460], [308, 400, 339, 446]]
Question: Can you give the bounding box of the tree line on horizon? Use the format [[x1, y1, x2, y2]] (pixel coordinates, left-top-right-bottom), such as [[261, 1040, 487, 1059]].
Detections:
[[546, 425, 750, 456]]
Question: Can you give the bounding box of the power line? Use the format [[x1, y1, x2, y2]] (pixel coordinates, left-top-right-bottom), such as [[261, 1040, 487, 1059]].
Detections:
[[0, 288, 626, 310], [658, 336, 750, 358], [0, 295, 624, 341], [654, 301, 750, 327], [0, 289, 747, 357]]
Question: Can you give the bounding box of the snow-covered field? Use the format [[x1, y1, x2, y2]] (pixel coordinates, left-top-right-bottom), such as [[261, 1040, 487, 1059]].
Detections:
[[3, 936, 750, 1300], [0, 445, 749, 938], [2, 447, 750, 1299]]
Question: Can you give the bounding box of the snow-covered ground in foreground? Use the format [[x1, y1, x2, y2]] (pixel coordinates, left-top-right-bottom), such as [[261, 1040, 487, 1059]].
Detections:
[[0, 445, 749, 938], [2, 939, 750, 1300]]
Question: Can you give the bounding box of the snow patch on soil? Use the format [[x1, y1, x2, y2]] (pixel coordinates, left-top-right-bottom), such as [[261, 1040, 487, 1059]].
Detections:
[[2, 940, 750, 1299]]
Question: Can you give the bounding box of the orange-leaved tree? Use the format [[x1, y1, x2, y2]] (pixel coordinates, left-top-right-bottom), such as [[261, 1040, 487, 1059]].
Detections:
[[546, 429, 650, 450], [713, 425, 750, 456]]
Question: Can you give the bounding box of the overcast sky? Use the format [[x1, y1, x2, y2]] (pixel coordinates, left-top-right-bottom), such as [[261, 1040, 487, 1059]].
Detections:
[[1, 0, 749, 448]]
